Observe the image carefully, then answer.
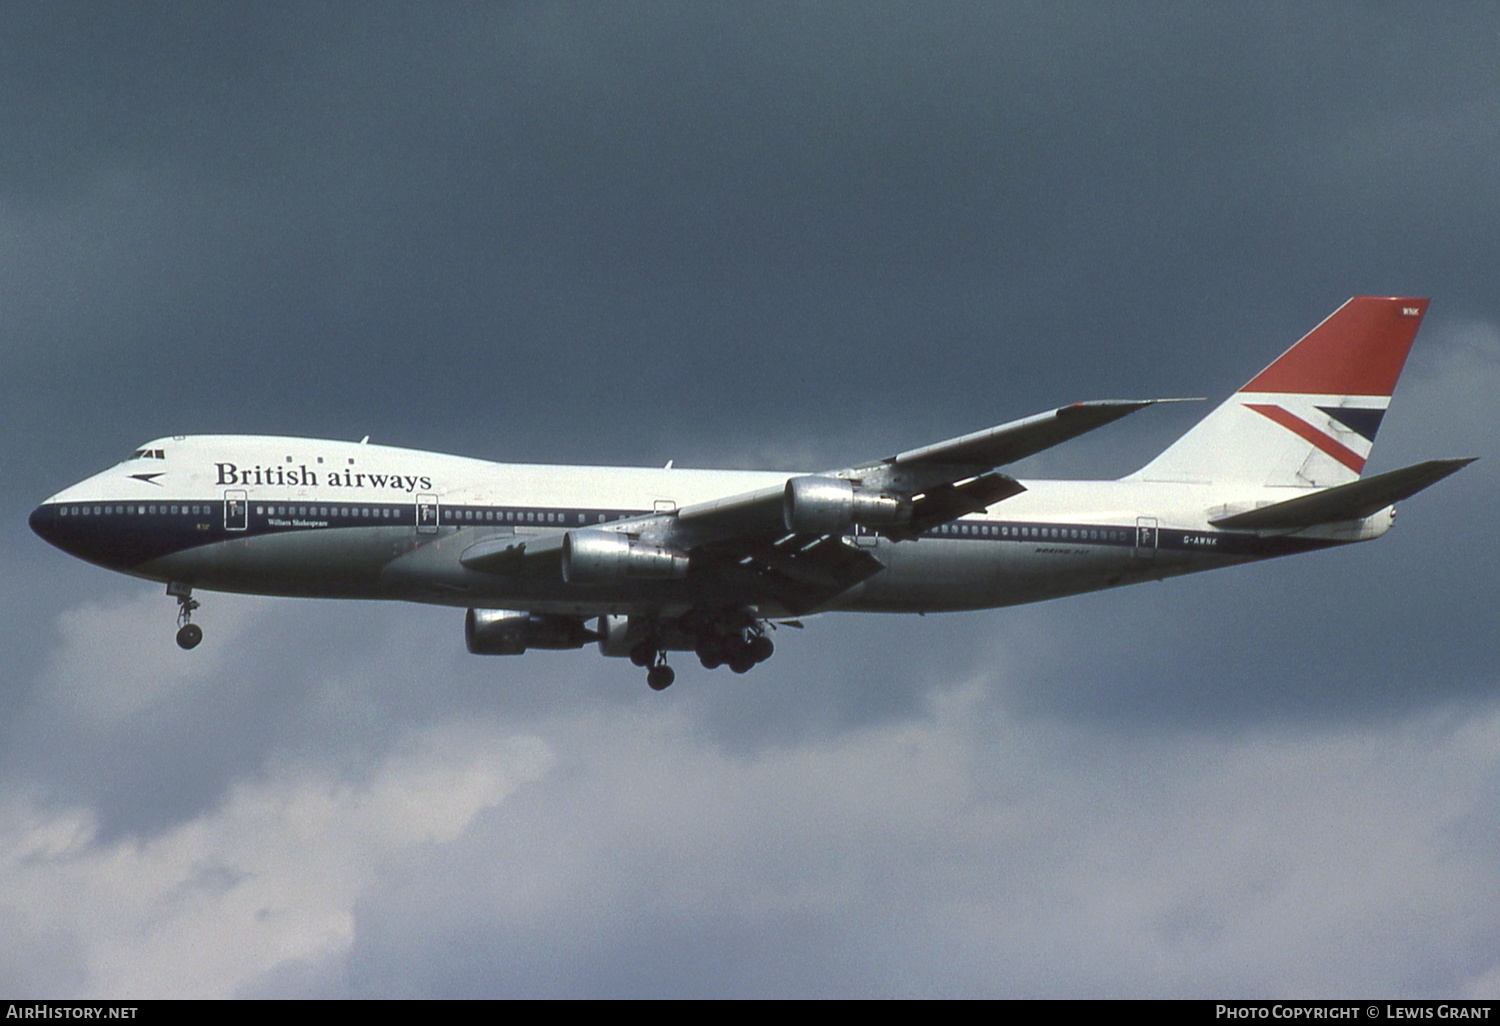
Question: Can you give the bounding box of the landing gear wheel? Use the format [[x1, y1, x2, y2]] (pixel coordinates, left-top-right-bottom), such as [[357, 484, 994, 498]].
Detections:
[[629, 643, 655, 667], [728, 651, 755, 674], [168, 582, 202, 650], [696, 638, 725, 669], [748, 635, 774, 663], [647, 664, 675, 690]]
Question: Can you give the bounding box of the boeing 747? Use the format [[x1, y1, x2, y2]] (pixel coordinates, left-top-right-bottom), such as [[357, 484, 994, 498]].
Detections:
[[30, 296, 1473, 689]]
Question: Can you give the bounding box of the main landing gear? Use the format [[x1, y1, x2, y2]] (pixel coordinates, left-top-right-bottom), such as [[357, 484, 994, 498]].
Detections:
[[628, 642, 676, 690], [646, 662, 675, 691], [613, 612, 788, 691], [695, 626, 773, 675], [168, 582, 202, 650]]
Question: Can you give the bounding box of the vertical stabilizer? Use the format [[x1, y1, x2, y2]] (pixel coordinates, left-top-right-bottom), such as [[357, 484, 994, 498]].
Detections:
[[1128, 297, 1428, 487]]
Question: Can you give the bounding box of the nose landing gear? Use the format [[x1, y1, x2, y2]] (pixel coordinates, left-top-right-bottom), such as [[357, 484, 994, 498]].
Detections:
[[168, 582, 202, 650]]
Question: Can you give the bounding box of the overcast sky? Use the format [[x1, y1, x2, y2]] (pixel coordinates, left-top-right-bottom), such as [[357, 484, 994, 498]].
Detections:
[[3, 3, 1499, 998]]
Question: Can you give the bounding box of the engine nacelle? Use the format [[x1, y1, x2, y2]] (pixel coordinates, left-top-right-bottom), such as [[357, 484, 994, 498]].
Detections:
[[562, 529, 689, 584], [596, 613, 645, 658], [782, 475, 911, 534], [465, 608, 597, 655]]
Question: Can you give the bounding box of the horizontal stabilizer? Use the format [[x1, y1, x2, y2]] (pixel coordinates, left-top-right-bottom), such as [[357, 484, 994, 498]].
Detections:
[[1209, 458, 1476, 530]]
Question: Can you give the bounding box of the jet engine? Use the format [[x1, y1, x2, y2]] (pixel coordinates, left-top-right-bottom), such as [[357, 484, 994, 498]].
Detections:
[[561, 529, 689, 584], [596, 613, 644, 658], [465, 609, 598, 655], [782, 475, 911, 534]]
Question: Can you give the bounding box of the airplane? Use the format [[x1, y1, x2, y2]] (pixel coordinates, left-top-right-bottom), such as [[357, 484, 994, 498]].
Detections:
[[30, 296, 1474, 690]]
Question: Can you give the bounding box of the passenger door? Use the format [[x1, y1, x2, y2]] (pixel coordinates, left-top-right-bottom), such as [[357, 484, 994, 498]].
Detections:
[[1134, 516, 1158, 557], [416, 493, 439, 534], [224, 489, 248, 532]]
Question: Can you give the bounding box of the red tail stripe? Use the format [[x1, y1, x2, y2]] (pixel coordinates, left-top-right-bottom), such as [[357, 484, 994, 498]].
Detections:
[[1242, 297, 1426, 396], [1244, 404, 1367, 473]]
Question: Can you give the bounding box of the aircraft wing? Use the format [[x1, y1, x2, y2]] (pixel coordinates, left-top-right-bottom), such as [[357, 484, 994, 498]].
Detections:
[[676, 398, 1179, 538], [455, 516, 883, 615], [883, 399, 1188, 469], [665, 398, 1178, 609]]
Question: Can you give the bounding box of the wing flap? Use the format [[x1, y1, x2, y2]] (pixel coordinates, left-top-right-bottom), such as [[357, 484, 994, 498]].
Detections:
[[694, 532, 885, 615], [758, 534, 884, 591], [746, 534, 886, 615], [886, 472, 1026, 541], [1209, 458, 1476, 530]]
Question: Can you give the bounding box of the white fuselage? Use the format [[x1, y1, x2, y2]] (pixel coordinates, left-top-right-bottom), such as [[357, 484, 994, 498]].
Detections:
[[32, 434, 1377, 620]]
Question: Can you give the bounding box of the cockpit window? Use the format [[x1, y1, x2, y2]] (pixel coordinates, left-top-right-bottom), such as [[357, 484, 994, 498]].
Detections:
[[129, 449, 166, 460]]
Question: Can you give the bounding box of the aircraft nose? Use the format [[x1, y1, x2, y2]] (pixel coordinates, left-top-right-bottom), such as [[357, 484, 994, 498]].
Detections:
[[29, 500, 107, 565], [29, 502, 58, 545], [30, 497, 177, 571]]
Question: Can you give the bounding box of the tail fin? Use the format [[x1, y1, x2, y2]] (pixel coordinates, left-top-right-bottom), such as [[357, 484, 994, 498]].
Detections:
[[1128, 296, 1428, 487]]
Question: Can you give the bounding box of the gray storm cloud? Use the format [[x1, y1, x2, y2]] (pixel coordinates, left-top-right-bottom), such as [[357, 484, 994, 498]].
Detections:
[[2, 3, 1498, 997]]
